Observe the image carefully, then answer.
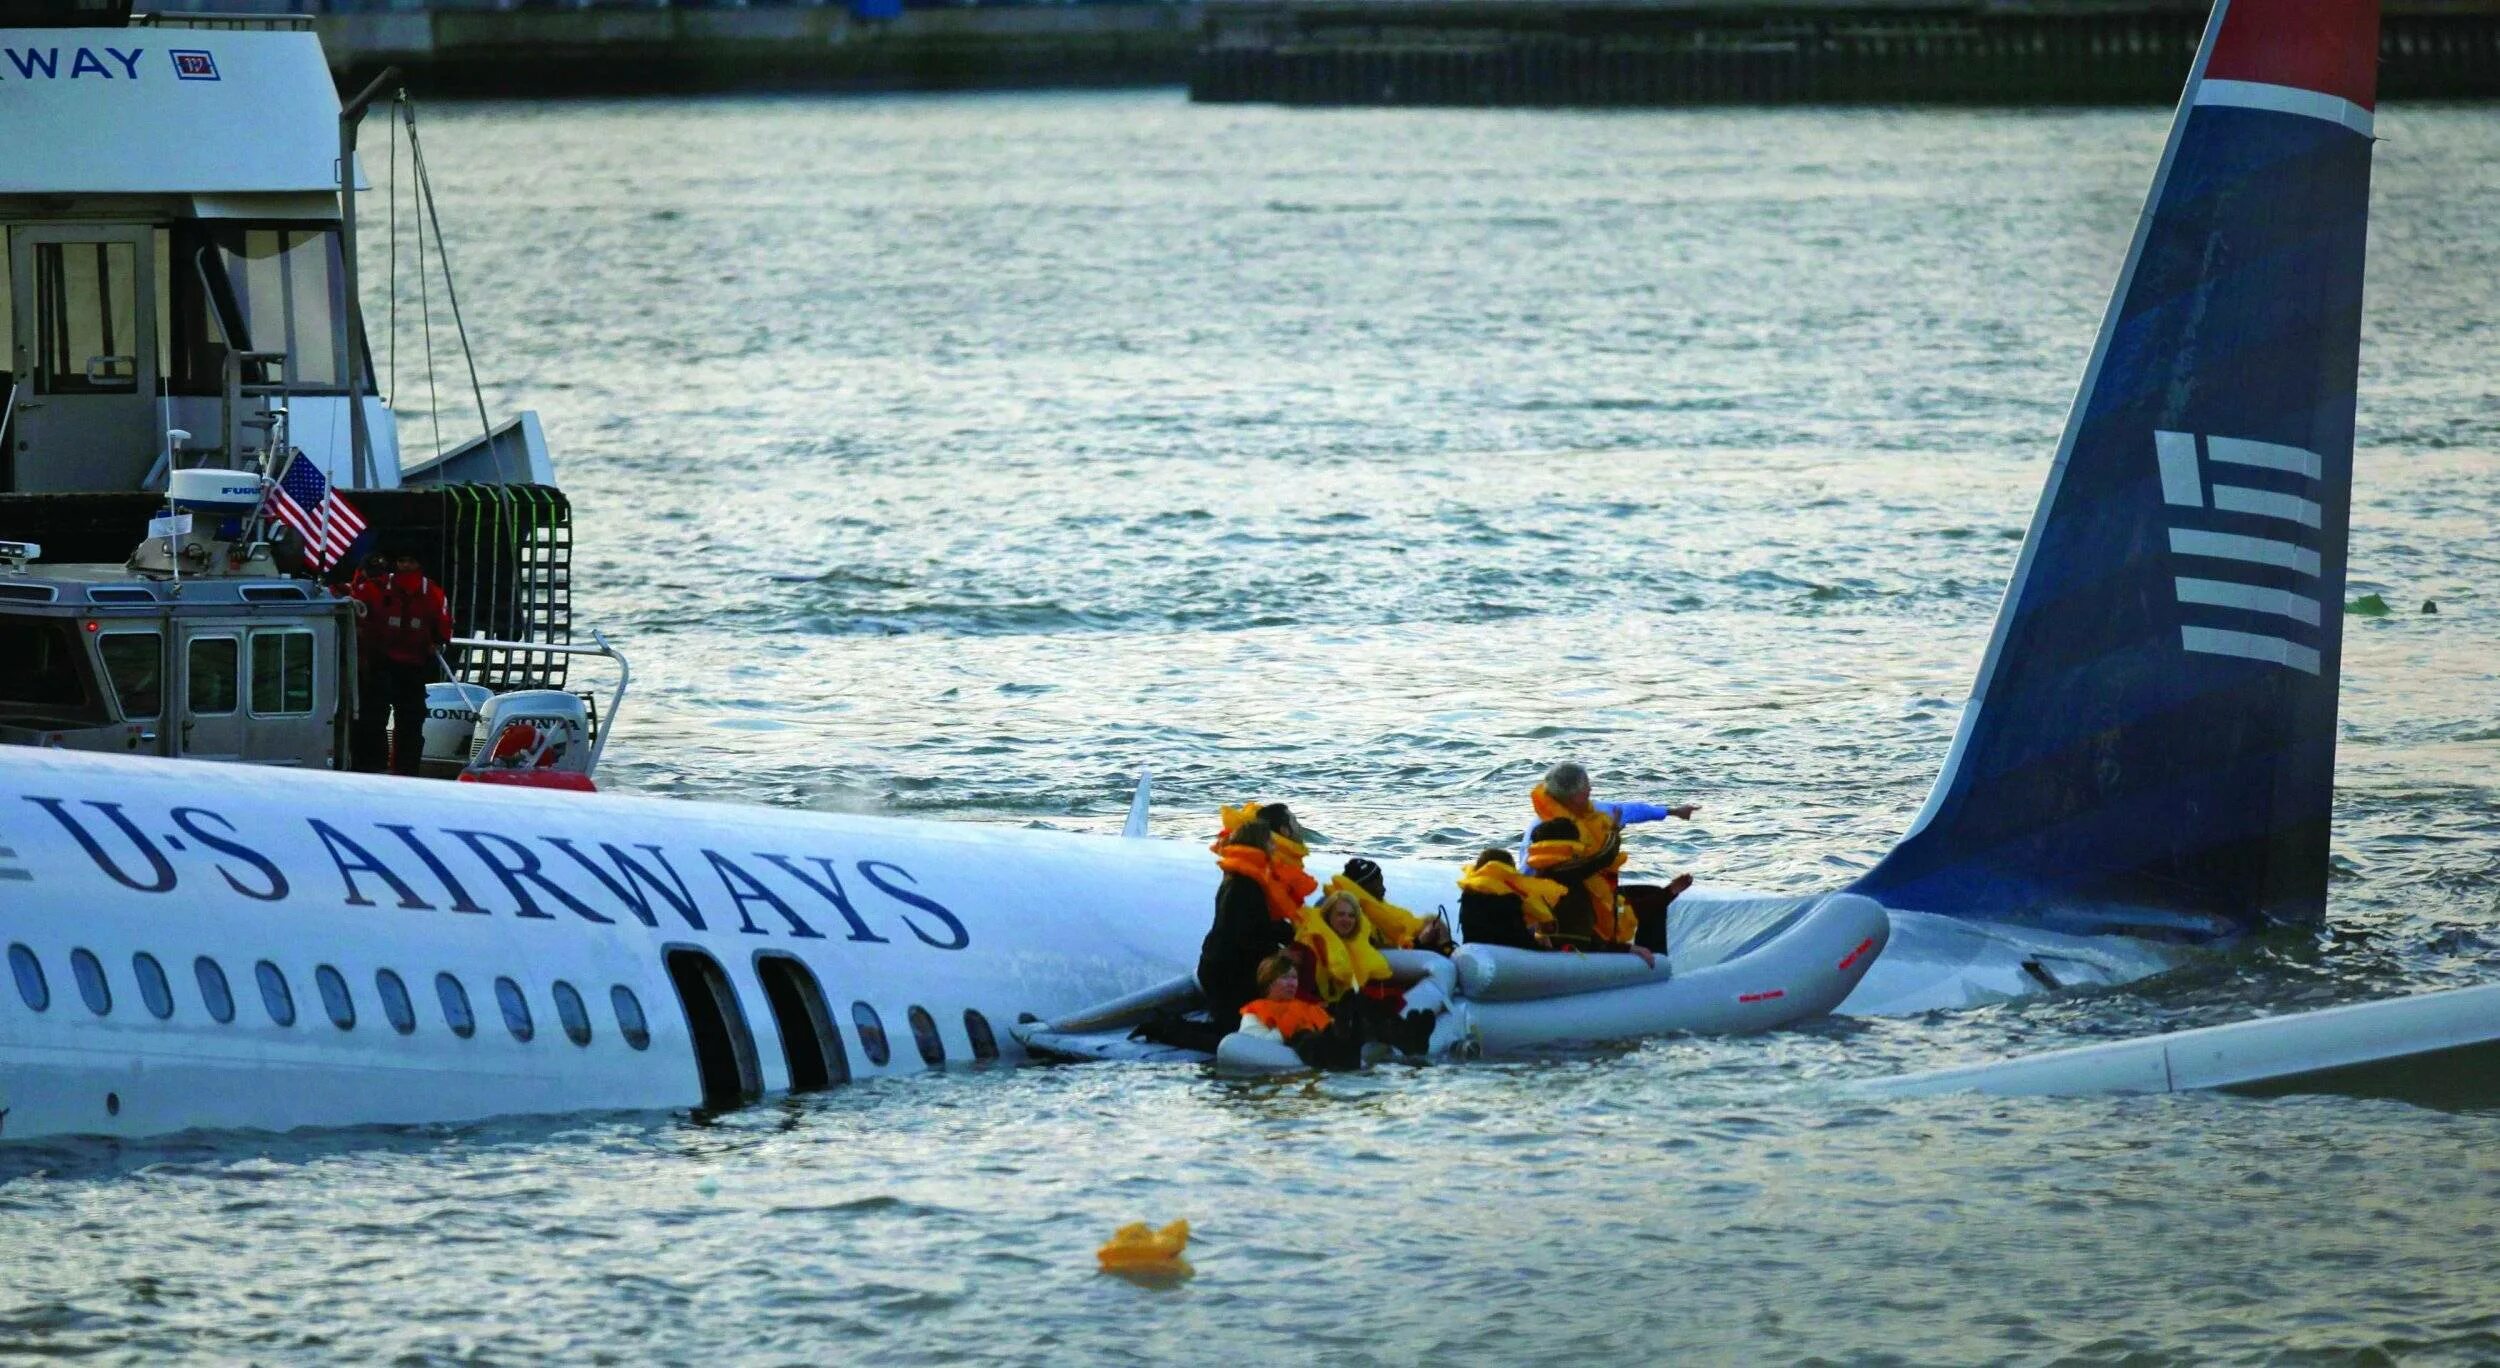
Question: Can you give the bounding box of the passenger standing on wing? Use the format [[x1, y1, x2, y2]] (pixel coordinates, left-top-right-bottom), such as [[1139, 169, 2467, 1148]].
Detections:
[[1196, 820, 1303, 1022], [366, 553, 455, 777], [1521, 762, 1696, 963]]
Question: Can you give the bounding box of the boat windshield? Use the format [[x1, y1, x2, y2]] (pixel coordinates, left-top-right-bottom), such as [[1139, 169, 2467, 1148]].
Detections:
[[0, 619, 106, 726]]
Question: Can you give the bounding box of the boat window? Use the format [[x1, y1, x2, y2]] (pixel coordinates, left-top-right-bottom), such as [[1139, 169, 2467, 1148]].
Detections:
[[190, 225, 346, 392], [249, 629, 317, 716], [611, 985, 651, 1051], [315, 964, 355, 1030], [552, 980, 592, 1047], [188, 636, 238, 715], [194, 956, 234, 1023], [375, 969, 416, 1035], [70, 948, 110, 1015], [495, 976, 534, 1042], [436, 972, 476, 1038], [30, 239, 140, 395], [908, 1006, 945, 1066], [9, 943, 48, 1012], [255, 959, 295, 1027], [133, 952, 174, 1019], [97, 631, 163, 720], [0, 621, 98, 720], [851, 1002, 891, 1067], [964, 1009, 999, 1062]]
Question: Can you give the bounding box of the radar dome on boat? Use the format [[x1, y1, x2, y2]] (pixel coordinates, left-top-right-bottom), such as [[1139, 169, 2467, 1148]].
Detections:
[[167, 468, 263, 512]]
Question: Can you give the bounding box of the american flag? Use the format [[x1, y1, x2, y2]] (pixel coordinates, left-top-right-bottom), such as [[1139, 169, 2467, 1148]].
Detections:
[[267, 452, 368, 570]]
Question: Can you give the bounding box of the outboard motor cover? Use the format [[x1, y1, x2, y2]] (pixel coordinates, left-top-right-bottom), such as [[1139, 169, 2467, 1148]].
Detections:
[[465, 689, 592, 777], [422, 682, 494, 777]]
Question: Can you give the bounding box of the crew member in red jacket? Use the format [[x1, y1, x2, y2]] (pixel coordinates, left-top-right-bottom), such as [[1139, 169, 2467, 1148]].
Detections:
[[344, 553, 392, 772], [361, 553, 454, 776]]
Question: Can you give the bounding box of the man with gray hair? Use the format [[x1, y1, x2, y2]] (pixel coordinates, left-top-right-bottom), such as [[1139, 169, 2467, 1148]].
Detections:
[[1518, 762, 1697, 959], [1516, 762, 1696, 866]]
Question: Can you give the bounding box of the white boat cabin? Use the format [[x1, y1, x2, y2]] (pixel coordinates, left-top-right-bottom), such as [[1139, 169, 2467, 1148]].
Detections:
[[0, 14, 547, 495]]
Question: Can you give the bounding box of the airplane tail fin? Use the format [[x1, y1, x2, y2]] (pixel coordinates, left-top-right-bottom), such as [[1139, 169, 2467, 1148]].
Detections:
[[1851, 0, 2380, 939]]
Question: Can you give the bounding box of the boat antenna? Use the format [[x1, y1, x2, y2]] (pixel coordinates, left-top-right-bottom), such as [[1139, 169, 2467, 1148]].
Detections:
[[338, 66, 399, 491]]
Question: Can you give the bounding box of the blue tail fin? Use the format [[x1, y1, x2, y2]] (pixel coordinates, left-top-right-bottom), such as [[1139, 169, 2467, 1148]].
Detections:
[[1851, 0, 2381, 940]]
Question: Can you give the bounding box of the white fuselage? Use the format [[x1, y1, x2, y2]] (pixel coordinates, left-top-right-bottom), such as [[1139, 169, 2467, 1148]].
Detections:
[[0, 745, 2180, 1141], [0, 746, 1471, 1139]]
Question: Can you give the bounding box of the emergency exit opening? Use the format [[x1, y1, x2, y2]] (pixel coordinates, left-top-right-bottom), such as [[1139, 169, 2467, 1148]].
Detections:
[[754, 953, 849, 1091], [663, 947, 760, 1111]]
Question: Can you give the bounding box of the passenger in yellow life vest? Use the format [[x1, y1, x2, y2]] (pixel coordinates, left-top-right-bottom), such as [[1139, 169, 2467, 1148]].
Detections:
[[1296, 891, 1394, 1003], [1217, 801, 1319, 907], [1295, 890, 1441, 1060], [1328, 858, 1454, 955], [1456, 848, 1566, 950], [1523, 762, 1698, 965]]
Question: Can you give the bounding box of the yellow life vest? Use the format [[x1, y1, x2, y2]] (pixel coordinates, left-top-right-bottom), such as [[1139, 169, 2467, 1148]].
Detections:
[[1455, 861, 1567, 930], [1527, 783, 1632, 945], [1215, 801, 1317, 904], [1293, 901, 1392, 1003], [1322, 873, 1430, 949]]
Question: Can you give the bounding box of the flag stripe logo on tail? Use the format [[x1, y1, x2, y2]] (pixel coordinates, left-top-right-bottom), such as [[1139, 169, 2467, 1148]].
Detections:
[[2195, 80, 2374, 138], [2157, 429, 2327, 675]]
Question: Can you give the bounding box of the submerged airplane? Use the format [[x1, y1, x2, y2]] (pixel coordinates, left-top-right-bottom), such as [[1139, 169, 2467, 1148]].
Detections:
[[0, 0, 2386, 1138]]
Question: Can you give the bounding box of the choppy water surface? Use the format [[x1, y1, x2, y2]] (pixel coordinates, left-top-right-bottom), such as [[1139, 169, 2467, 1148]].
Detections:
[[8, 94, 2500, 1362]]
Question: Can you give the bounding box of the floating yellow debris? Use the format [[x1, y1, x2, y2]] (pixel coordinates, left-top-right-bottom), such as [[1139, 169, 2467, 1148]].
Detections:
[[1097, 1219, 1193, 1280]]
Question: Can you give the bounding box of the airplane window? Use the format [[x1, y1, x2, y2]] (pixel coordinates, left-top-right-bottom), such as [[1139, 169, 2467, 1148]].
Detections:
[[851, 1001, 890, 1067], [436, 972, 476, 1039], [71, 948, 110, 1015], [195, 956, 234, 1024], [552, 980, 592, 1047], [610, 985, 651, 1051], [9, 943, 48, 1012], [255, 960, 295, 1027], [375, 969, 416, 1035], [495, 976, 534, 1042], [908, 1005, 945, 1066], [964, 1009, 999, 1062], [133, 952, 174, 1020], [315, 964, 355, 1030]]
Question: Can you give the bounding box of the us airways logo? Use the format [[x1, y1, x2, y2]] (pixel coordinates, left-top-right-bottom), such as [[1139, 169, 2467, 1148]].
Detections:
[[2155, 430, 2327, 676]]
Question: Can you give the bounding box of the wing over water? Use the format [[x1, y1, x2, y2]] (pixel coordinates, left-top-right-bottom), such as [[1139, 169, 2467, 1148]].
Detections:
[[1851, 0, 2380, 940]]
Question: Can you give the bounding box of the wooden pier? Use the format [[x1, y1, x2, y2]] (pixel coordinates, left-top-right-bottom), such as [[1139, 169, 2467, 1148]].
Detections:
[[1191, 0, 2500, 105]]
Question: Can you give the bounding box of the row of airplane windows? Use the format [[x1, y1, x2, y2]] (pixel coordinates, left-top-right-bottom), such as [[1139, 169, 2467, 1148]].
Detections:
[[3, 941, 1007, 1074], [5, 942, 650, 1048]]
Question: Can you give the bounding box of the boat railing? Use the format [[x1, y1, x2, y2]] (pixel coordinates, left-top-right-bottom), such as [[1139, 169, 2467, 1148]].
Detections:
[[131, 11, 317, 30], [444, 629, 629, 773]]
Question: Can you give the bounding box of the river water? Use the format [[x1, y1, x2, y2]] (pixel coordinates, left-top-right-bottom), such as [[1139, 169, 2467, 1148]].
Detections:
[[5, 93, 2498, 1362]]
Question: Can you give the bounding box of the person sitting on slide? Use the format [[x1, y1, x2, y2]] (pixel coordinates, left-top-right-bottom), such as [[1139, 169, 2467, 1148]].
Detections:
[[1327, 858, 1454, 956], [1527, 816, 1659, 965], [1456, 848, 1566, 950], [1292, 891, 1435, 1060], [1236, 952, 1333, 1052], [1521, 762, 1696, 959]]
